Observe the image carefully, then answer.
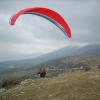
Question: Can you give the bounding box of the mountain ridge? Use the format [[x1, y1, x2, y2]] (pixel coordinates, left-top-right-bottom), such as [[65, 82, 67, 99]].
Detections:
[[0, 44, 100, 69]]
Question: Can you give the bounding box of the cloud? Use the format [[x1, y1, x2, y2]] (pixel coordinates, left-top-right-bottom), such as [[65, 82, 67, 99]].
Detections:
[[0, 0, 100, 61]]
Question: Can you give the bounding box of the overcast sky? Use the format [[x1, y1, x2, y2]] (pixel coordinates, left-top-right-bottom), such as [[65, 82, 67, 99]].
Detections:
[[0, 0, 100, 61]]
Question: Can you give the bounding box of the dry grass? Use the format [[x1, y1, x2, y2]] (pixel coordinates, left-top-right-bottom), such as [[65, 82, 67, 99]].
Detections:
[[62, 54, 100, 66], [0, 68, 100, 100]]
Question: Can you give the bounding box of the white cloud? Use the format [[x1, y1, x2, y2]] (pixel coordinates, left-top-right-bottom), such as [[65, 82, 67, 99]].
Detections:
[[0, 0, 100, 61]]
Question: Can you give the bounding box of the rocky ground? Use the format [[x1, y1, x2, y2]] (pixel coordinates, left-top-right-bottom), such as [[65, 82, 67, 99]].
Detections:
[[0, 68, 100, 100]]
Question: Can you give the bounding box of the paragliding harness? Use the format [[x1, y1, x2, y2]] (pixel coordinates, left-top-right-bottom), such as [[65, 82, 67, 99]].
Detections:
[[37, 69, 46, 78]]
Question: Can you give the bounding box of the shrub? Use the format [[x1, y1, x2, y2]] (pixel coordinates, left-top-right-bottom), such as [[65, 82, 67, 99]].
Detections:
[[83, 66, 91, 71], [98, 65, 100, 68], [2, 79, 20, 89]]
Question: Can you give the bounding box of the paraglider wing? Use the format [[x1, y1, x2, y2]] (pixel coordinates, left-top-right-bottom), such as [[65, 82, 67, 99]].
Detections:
[[9, 7, 71, 38]]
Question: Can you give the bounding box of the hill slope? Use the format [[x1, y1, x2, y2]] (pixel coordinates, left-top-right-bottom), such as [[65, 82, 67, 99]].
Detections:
[[0, 43, 100, 69], [0, 54, 100, 84], [0, 68, 100, 100]]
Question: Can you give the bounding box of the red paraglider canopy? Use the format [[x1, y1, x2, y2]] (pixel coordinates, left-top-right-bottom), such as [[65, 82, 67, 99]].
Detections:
[[9, 7, 71, 38]]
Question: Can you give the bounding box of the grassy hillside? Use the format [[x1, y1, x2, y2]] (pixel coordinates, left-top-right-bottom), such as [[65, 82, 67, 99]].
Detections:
[[62, 54, 100, 66], [32, 54, 100, 69], [0, 68, 100, 100], [0, 54, 100, 86]]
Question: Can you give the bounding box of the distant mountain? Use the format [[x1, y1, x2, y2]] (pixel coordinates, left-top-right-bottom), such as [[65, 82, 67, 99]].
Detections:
[[10, 52, 44, 60], [77, 44, 100, 55], [0, 52, 43, 61], [0, 44, 100, 69], [26, 44, 100, 63]]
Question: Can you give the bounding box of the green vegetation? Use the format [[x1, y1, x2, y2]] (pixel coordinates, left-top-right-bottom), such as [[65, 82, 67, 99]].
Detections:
[[1, 79, 20, 89]]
